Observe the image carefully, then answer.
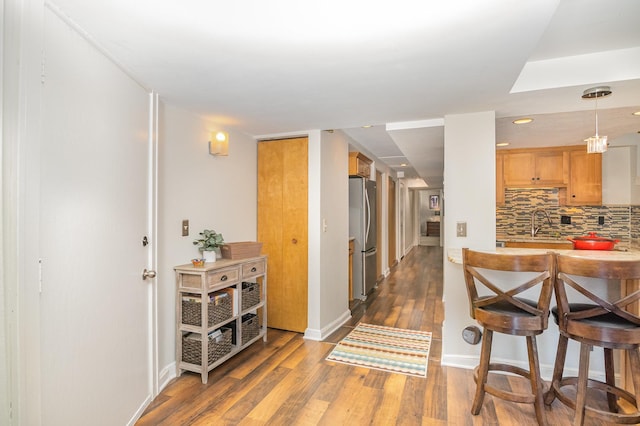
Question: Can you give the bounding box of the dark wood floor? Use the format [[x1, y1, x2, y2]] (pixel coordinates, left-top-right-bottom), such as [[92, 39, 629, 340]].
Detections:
[[137, 246, 616, 425]]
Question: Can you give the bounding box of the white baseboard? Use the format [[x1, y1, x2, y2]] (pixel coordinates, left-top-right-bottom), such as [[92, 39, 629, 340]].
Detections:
[[127, 394, 153, 426], [304, 309, 352, 341], [441, 354, 609, 383], [158, 362, 177, 393]]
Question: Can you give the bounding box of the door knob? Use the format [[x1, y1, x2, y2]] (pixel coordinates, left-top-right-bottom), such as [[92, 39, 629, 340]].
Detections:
[[142, 269, 157, 280]]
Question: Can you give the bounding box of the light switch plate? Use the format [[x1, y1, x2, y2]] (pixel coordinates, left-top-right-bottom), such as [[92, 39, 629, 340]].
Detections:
[[456, 222, 467, 237]]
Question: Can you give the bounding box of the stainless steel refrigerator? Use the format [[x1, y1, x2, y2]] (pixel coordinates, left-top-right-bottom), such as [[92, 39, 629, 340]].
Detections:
[[349, 176, 377, 300]]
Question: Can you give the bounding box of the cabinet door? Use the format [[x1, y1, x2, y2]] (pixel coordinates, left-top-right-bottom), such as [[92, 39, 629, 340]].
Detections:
[[496, 152, 505, 205], [535, 151, 566, 185], [569, 150, 602, 205], [503, 152, 535, 186], [258, 137, 308, 333]]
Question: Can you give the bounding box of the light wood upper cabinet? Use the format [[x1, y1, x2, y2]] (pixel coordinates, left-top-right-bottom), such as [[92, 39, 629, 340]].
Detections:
[[496, 151, 505, 206], [497, 145, 602, 206], [349, 151, 372, 178], [503, 149, 568, 187], [568, 150, 602, 205]]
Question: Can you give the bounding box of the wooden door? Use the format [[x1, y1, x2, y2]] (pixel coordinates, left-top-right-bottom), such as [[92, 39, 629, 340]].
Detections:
[[388, 177, 397, 268], [258, 137, 308, 333]]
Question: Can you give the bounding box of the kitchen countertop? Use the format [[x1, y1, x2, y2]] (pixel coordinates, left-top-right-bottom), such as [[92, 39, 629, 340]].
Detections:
[[448, 246, 640, 264], [496, 235, 632, 250]]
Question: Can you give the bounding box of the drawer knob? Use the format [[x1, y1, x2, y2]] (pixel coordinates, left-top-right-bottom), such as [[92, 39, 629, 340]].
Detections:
[[251, 267, 257, 272], [221, 275, 228, 281]]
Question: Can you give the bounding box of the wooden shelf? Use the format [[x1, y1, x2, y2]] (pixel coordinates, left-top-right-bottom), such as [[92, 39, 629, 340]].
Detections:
[[175, 256, 267, 384]]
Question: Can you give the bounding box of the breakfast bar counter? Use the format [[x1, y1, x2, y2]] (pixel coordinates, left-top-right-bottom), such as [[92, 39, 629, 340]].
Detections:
[[448, 246, 640, 392], [447, 247, 640, 265]]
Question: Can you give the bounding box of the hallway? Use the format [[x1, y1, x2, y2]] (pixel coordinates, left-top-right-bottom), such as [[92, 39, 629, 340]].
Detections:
[[138, 246, 584, 425]]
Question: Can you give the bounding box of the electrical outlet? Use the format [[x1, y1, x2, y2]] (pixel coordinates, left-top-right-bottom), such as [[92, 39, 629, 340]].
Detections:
[[598, 216, 605, 225], [182, 219, 189, 236], [456, 222, 467, 237], [561, 215, 571, 224]]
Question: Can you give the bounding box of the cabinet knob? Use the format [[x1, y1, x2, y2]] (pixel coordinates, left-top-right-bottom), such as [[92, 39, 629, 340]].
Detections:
[[292, 238, 298, 244], [221, 275, 228, 281], [251, 267, 257, 272]]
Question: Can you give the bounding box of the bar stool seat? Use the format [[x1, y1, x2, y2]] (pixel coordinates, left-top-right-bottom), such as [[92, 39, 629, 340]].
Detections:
[[544, 255, 640, 426], [463, 248, 555, 426]]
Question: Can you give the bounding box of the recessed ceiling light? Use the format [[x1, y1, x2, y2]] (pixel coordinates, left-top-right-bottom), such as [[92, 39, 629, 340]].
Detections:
[[633, 111, 640, 116], [362, 125, 372, 128], [496, 142, 510, 147], [512, 118, 533, 125], [400, 163, 407, 167]]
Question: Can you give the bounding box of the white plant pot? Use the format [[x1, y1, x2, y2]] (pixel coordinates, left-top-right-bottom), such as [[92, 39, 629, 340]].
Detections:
[[203, 250, 216, 263]]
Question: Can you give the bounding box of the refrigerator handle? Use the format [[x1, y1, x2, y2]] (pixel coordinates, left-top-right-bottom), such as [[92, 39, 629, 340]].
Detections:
[[365, 186, 371, 241]]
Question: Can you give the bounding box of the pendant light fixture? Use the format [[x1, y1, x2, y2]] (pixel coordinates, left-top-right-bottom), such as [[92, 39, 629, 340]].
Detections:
[[582, 86, 611, 154]]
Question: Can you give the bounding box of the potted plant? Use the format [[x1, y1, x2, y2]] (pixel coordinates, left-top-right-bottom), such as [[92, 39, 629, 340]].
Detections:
[[193, 229, 224, 263]]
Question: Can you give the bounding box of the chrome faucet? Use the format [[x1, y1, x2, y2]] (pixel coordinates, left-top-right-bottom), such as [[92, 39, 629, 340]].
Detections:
[[531, 209, 552, 238]]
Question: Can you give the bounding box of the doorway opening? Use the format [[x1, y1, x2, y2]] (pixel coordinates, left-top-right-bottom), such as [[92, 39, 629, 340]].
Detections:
[[419, 190, 441, 246]]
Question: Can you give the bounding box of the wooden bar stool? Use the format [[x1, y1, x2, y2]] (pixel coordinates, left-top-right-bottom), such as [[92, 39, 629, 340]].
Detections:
[[544, 255, 640, 425], [462, 248, 554, 425]]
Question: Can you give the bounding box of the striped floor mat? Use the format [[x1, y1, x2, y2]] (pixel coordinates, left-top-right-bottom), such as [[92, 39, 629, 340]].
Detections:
[[326, 323, 431, 377]]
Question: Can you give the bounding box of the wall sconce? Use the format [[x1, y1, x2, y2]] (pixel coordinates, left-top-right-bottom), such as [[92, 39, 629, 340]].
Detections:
[[209, 131, 229, 156]]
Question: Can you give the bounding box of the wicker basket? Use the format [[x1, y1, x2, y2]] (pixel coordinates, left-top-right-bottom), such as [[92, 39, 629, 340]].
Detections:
[[182, 293, 232, 327], [221, 242, 263, 259], [182, 327, 232, 366], [241, 282, 260, 311], [241, 313, 260, 345]]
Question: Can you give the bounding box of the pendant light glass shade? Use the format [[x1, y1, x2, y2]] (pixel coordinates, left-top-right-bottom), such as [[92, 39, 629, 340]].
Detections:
[[582, 86, 611, 154], [585, 135, 607, 153]]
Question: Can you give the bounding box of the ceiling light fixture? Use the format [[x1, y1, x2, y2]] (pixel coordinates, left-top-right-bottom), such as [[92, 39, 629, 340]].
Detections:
[[582, 86, 612, 154], [496, 142, 510, 147], [512, 118, 533, 125], [633, 111, 640, 116]]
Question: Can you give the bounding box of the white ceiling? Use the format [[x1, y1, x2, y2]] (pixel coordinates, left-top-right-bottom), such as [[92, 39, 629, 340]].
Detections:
[[48, 0, 640, 187]]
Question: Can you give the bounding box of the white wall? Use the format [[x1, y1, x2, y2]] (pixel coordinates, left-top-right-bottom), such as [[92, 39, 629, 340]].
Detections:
[[603, 146, 632, 204], [157, 102, 258, 386], [604, 134, 640, 205], [442, 111, 497, 367], [314, 130, 351, 337]]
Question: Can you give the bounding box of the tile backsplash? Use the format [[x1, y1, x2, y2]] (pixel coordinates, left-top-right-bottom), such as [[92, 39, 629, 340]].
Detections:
[[496, 188, 639, 246]]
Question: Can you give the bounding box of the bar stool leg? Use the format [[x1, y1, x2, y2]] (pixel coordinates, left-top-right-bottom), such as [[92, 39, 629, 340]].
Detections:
[[545, 334, 568, 406], [604, 348, 617, 412], [526, 334, 547, 426], [574, 343, 592, 426], [472, 328, 493, 415], [629, 348, 640, 411]]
